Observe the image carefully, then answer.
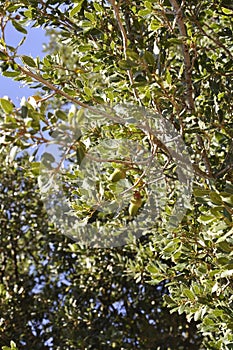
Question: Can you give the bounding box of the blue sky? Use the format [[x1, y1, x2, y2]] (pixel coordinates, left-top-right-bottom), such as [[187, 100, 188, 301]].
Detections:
[[0, 23, 48, 105]]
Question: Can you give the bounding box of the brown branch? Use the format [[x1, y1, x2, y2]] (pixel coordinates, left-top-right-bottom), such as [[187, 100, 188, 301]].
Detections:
[[18, 64, 88, 109], [191, 15, 233, 60], [192, 164, 214, 179], [15, 61, 124, 124], [109, 0, 141, 103], [215, 164, 233, 178], [0, 14, 7, 43], [169, 0, 195, 112], [109, 0, 127, 59], [169, 0, 215, 178]]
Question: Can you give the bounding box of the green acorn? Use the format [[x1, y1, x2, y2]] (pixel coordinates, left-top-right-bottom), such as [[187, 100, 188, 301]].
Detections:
[[128, 191, 142, 217], [76, 141, 86, 165], [109, 168, 126, 182]]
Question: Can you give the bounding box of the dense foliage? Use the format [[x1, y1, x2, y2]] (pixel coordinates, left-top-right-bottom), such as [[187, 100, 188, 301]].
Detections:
[[0, 151, 204, 349], [0, 0, 233, 349]]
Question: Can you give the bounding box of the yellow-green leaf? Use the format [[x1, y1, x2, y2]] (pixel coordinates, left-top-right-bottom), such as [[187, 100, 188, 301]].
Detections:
[[0, 98, 14, 113], [70, 2, 84, 17]]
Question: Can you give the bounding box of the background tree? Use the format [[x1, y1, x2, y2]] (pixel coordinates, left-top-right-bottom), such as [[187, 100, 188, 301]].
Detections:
[[0, 150, 204, 349], [0, 0, 233, 349]]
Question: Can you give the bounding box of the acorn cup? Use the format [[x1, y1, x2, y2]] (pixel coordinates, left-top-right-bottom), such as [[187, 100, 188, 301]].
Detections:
[[128, 191, 142, 217], [109, 168, 126, 182]]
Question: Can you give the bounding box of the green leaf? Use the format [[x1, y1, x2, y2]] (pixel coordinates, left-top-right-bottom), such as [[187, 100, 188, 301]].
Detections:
[[0, 50, 8, 60], [84, 86, 92, 97], [55, 109, 67, 121], [0, 98, 14, 113], [163, 294, 176, 306], [118, 59, 138, 69], [144, 1, 152, 10], [12, 20, 27, 34], [210, 206, 223, 217], [166, 70, 172, 85], [93, 2, 104, 13], [209, 192, 222, 205], [150, 19, 162, 31], [21, 55, 37, 67], [198, 215, 215, 224], [183, 288, 196, 301], [2, 340, 18, 350], [163, 238, 180, 253], [30, 162, 41, 176], [147, 264, 159, 274], [78, 44, 93, 52], [63, 88, 76, 96], [143, 51, 155, 65], [2, 70, 20, 77], [70, 2, 84, 17], [193, 188, 210, 196], [24, 9, 33, 19], [126, 49, 139, 61], [76, 142, 86, 165], [10, 340, 17, 350], [138, 8, 151, 16], [93, 95, 104, 104], [21, 105, 28, 118], [84, 11, 96, 23]]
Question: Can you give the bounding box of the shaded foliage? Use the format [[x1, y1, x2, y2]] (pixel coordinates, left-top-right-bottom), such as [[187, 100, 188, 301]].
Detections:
[[0, 152, 204, 349]]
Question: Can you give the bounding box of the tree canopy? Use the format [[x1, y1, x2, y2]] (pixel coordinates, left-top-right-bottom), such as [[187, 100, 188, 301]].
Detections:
[[0, 0, 233, 349]]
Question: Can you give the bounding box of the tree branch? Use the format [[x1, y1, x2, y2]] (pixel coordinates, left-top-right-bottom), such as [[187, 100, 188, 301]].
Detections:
[[191, 15, 233, 60], [12, 58, 214, 180], [169, 0, 215, 178], [15, 61, 124, 124], [109, 0, 141, 103], [169, 0, 195, 112], [17, 64, 88, 109]]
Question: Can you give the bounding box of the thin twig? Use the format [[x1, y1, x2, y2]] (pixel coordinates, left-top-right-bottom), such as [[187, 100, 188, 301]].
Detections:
[[18, 64, 89, 109], [169, 0, 216, 178], [191, 15, 233, 60], [169, 0, 195, 111], [120, 154, 156, 196], [109, 0, 141, 103], [15, 60, 125, 124], [85, 153, 150, 166], [38, 92, 56, 103], [215, 164, 233, 178]]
